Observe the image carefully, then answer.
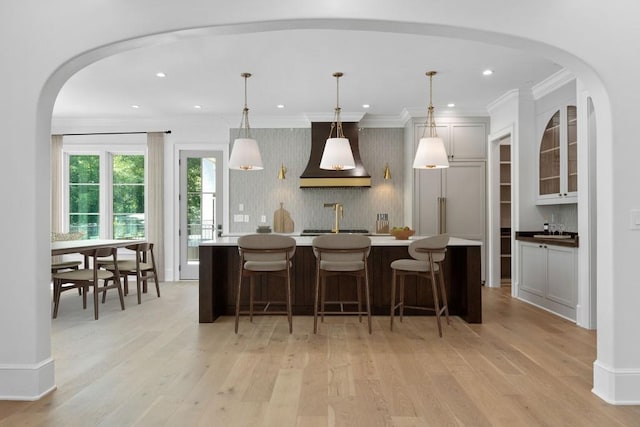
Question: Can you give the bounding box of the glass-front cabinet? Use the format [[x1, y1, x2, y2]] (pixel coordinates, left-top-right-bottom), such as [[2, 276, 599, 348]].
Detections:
[[537, 105, 577, 204]]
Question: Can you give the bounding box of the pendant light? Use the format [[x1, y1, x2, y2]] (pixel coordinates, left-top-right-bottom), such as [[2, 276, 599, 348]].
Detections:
[[229, 72, 263, 170], [320, 72, 356, 170], [413, 71, 449, 169]]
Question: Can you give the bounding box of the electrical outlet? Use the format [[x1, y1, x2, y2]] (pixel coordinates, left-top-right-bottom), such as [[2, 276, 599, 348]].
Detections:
[[244, 215, 249, 222], [260, 215, 267, 223], [238, 204, 244, 212]]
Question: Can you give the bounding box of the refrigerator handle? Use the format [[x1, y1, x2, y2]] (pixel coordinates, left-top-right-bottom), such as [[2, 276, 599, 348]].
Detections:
[[441, 197, 447, 234]]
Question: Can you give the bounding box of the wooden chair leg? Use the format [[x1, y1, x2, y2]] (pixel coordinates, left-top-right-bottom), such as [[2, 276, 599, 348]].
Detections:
[[249, 276, 254, 323], [438, 269, 450, 324], [320, 276, 326, 323], [390, 270, 397, 331], [117, 277, 125, 311], [430, 270, 442, 337], [93, 283, 100, 320], [286, 272, 292, 334], [399, 275, 405, 323], [235, 269, 243, 334], [135, 272, 142, 305], [356, 276, 362, 322], [313, 268, 320, 334], [52, 279, 61, 319], [364, 270, 372, 334]]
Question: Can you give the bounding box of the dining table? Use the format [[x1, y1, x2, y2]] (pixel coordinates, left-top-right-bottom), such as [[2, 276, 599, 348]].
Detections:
[[51, 239, 146, 256]]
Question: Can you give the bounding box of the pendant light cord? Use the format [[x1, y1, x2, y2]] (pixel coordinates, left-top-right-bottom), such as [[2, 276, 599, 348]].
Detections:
[[422, 71, 439, 139], [329, 72, 345, 139], [238, 73, 252, 139]]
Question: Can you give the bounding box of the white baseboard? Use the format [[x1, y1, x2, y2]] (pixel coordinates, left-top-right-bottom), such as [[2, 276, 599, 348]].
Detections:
[[593, 359, 640, 405], [0, 358, 56, 401]]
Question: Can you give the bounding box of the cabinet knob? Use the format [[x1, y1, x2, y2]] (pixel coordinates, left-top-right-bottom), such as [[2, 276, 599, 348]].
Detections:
[[564, 193, 568, 196], [558, 193, 562, 197]]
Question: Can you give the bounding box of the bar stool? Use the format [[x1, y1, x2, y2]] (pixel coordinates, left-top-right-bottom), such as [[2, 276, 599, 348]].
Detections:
[[312, 234, 372, 334], [235, 234, 296, 333], [390, 234, 450, 337]]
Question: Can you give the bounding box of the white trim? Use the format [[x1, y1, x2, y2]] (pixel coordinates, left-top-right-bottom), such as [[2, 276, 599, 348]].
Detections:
[[0, 358, 56, 401], [531, 68, 575, 100], [593, 360, 640, 405], [486, 89, 519, 114], [487, 125, 514, 288]]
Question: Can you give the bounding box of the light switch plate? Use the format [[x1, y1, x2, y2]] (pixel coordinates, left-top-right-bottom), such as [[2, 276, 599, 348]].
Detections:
[[233, 214, 243, 222], [239, 204, 244, 212], [631, 209, 640, 230], [244, 215, 249, 222]]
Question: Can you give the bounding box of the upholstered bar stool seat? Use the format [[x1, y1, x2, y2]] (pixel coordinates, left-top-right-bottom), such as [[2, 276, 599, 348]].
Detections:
[[235, 234, 296, 333], [312, 234, 372, 334], [390, 234, 450, 337]]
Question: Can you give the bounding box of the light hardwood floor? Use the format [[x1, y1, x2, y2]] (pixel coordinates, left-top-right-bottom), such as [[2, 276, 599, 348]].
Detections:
[[1, 282, 639, 426]]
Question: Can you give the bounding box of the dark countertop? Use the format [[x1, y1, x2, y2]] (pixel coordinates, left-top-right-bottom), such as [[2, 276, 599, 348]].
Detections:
[[515, 231, 579, 248]]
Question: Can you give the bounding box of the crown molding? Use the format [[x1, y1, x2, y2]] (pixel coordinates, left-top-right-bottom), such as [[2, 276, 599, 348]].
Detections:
[[486, 89, 519, 114], [531, 68, 575, 100]]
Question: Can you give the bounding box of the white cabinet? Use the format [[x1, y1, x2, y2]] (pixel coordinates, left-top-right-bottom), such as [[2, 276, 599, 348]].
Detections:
[[415, 162, 486, 240], [518, 241, 577, 320], [415, 121, 486, 161], [537, 105, 578, 204]]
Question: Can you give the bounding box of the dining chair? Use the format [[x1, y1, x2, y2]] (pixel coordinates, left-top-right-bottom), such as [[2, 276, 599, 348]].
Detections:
[[312, 234, 372, 334], [235, 234, 296, 333], [102, 243, 160, 304], [389, 234, 450, 337], [52, 247, 125, 320]]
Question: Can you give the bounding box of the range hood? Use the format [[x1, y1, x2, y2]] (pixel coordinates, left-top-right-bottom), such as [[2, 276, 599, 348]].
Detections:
[[300, 122, 371, 188]]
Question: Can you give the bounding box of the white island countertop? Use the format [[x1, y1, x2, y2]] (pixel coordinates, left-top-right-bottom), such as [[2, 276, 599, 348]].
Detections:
[[200, 234, 482, 247]]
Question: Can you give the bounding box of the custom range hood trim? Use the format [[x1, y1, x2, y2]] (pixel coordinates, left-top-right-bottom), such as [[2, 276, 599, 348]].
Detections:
[[300, 122, 371, 188]]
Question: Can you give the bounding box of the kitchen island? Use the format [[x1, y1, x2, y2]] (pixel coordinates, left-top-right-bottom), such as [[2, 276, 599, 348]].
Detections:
[[199, 235, 482, 323]]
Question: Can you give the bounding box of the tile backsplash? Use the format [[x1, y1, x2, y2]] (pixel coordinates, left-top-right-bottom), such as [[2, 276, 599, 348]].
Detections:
[[229, 127, 405, 233]]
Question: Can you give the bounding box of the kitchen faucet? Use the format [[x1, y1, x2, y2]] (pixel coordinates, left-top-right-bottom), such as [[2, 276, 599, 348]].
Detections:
[[324, 202, 344, 233]]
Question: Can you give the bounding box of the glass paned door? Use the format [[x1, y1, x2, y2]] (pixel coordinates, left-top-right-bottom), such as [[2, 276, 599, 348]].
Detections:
[[179, 150, 223, 279]]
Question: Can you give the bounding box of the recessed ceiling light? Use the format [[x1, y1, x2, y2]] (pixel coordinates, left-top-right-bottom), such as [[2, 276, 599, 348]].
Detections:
[[362, 104, 370, 109], [447, 103, 456, 108], [156, 72, 166, 78], [482, 69, 494, 76], [277, 104, 285, 109], [193, 105, 202, 109], [131, 104, 140, 109]]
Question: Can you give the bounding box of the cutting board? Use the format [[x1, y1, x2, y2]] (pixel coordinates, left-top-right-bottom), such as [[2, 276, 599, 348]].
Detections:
[[273, 202, 294, 233]]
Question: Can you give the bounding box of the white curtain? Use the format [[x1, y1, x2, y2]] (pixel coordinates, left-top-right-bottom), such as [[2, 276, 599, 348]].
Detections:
[[51, 135, 63, 263], [51, 134, 63, 234], [147, 132, 165, 281]]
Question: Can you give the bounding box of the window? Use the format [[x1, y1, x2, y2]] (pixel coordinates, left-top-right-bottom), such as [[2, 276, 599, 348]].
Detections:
[[69, 155, 100, 238], [66, 150, 146, 240], [112, 154, 145, 239]]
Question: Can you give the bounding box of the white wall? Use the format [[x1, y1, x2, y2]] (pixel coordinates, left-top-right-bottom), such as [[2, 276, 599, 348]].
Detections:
[[2, 0, 640, 404]]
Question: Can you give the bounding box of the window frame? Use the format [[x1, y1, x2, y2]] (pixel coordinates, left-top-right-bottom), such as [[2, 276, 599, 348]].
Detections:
[[62, 141, 147, 240]]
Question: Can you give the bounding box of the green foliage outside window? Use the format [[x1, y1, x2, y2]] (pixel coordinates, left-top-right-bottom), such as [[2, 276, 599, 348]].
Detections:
[[112, 154, 145, 239]]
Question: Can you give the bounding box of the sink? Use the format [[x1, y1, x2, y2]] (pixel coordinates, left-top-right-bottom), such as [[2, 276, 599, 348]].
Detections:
[[300, 229, 370, 236]]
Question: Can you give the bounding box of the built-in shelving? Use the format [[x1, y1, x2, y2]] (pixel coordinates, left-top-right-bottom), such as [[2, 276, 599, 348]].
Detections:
[[500, 143, 511, 280]]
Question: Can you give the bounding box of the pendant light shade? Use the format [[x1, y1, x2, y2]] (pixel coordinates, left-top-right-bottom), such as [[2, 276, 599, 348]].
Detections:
[[413, 136, 449, 169], [229, 73, 263, 171], [320, 72, 355, 171], [320, 137, 355, 170], [413, 71, 449, 169], [229, 138, 263, 170]]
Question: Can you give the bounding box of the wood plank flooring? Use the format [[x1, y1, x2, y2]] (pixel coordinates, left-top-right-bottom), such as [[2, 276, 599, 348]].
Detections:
[[1, 282, 639, 426]]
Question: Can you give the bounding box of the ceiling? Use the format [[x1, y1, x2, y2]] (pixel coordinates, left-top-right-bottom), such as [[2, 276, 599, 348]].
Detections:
[[53, 29, 561, 123]]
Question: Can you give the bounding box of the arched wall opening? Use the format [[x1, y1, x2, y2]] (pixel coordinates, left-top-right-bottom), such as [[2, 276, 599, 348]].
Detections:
[[32, 18, 612, 401]]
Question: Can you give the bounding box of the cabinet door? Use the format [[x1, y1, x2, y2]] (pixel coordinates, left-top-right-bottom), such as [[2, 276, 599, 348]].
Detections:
[[546, 246, 577, 308], [450, 124, 486, 160], [519, 243, 546, 297], [442, 162, 485, 240], [415, 168, 443, 236], [538, 110, 561, 197], [566, 105, 578, 194]]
